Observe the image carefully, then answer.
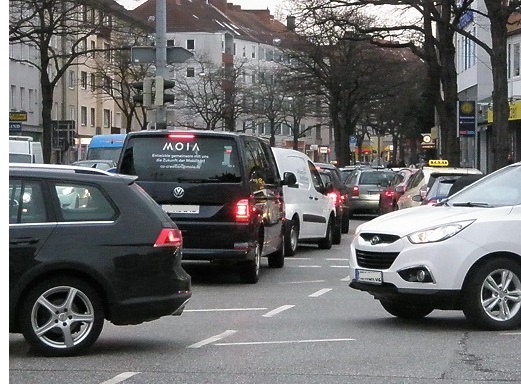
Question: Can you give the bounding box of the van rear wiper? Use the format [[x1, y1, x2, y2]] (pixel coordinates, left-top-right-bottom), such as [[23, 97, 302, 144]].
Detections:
[[451, 202, 491, 207]]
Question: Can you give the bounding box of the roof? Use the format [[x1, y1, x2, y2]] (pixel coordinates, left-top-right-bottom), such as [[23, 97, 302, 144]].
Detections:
[[130, 0, 293, 45]]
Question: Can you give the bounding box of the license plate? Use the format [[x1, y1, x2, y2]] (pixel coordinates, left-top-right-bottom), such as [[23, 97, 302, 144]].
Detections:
[[355, 269, 383, 284], [162, 204, 200, 214]]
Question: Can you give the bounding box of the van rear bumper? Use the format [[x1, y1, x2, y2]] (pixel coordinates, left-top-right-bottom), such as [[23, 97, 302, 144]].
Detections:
[[182, 245, 255, 262]]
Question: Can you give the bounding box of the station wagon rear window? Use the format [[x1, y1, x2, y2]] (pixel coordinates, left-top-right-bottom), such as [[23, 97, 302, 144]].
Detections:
[[119, 135, 242, 182]]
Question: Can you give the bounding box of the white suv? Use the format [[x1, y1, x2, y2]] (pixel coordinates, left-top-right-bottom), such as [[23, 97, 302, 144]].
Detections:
[[349, 162, 521, 330]]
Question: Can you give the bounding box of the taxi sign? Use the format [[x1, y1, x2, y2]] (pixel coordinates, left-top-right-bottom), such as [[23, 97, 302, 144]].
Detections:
[[428, 159, 449, 167]]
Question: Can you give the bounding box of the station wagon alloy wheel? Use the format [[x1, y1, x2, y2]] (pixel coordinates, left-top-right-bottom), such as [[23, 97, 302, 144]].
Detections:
[[20, 277, 104, 357]]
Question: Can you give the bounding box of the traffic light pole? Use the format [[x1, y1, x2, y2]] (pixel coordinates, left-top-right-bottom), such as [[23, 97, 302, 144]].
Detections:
[[155, 0, 167, 130]]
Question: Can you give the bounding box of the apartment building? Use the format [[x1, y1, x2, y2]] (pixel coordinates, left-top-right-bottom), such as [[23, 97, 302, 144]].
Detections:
[[129, 0, 331, 157]]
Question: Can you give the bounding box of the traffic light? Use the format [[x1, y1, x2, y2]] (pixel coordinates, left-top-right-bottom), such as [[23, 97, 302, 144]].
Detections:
[[154, 76, 175, 106], [131, 77, 153, 107]]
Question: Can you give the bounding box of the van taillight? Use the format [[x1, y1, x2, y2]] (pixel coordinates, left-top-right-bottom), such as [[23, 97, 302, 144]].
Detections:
[[327, 191, 339, 205], [236, 199, 252, 222], [154, 228, 183, 247], [167, 133, 195, 140], [352, 186, 360, 197]]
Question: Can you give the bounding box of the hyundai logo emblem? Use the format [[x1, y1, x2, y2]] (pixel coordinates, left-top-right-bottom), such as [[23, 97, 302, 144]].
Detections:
[[172, 187, 184, 198], [370, 235, 381, 245]]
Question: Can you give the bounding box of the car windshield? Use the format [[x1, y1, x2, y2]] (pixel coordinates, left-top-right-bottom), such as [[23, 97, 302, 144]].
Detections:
[[448, 164, 521, 207]]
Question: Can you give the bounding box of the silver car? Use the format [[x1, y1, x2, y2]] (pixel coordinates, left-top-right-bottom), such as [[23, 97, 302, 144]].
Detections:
[[344, 168, 396, 217]]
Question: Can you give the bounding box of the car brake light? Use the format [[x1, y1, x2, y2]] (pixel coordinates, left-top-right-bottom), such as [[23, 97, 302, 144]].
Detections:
[[384, 190, 394, 198], [167, 133, 195, 140], [236, 198, 253, 222], [327, 191, 339, 205], [352, 186, 359, 197], [154, 228, 183, 247]]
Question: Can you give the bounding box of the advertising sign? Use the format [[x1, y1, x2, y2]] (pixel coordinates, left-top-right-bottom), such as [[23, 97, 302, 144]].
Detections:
[[458, 100, 476, 137]]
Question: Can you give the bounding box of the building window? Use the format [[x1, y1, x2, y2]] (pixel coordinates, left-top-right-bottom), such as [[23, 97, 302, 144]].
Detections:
[[103, 76, 112, 94], [28, 89, 34, 112], [103, 109, 111, 128], [68, 70, 75, 89], [81, 106, 87, 126], [187, 39, 195, 50], [242, 46, 246, 57], [104, 42, 111, 61], [251, 45, 256, 59], [81, 71, 87, 89], [187, 67, 195, 77], [69, 105, 75, 121], [90, 73, 96, 91], [10, 85, 15, 108], [90, 108, 95, 127], [514, 43, 520, 77], [167, 39, 175, 46], [233, 43, 236, 55], [20, 87, 25, 111], [90, 41, 96, 57]]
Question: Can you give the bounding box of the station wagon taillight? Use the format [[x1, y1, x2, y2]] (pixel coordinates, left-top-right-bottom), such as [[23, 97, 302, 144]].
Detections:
[[383, 190, 394, 198], [154, 228, 183, 248], [236, 198, 254, 222], [352, 185, 360, 197]]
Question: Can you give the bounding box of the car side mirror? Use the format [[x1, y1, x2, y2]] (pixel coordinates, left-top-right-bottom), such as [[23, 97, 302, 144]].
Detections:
[[412, 194, 423, 202], [106, 167, 117, 174], [395, 185, 405, 193], [282, 171, 297, 187]]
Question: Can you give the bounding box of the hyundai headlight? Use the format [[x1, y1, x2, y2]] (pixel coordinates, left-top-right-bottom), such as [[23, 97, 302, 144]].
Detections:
[[407, 220, 475, 244]]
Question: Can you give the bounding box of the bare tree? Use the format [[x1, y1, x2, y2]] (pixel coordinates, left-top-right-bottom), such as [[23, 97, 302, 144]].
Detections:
[[9, 0, 147, 162]]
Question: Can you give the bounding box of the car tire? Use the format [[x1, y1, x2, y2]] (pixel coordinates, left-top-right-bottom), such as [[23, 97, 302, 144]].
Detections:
[[341, 214, 350, 234], [332, 217, 342, 245], [284, 219, 299, 256], [19, 276, 104, 357], [240, 242, 261, 284], [462, 258, 521, 331], [318, 218, 333, 250], [268, 229, 285, 268], [380, 300, 434, 319]]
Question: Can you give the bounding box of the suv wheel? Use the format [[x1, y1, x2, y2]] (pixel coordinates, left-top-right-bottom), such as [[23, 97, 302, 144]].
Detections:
[[332, 217, 342, 245], [284, 219, 299, 256], [240, 242, 261, 284], [268, 229, 285, 268], [318, 218, 333, 250], [20, 277, 104, 357], [462, 258, 521, 330], [341, 214, 350, 234], [380, 300, 434, 319]]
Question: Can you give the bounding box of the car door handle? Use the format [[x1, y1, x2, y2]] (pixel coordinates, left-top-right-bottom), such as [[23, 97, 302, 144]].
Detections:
[[309, 196, 318, 200], [10, 237, 39, 245]]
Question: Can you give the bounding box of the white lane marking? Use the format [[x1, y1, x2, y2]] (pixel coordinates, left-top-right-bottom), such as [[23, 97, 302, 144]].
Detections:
[[187, 330, 238, 348], [330, 265, 349, 268], [309, 288, 332, 297], [279, 279, 325, 284], [297, 265, 321, 268], [341, 276, 351, 282], [185, 308, 267, 312], [214, 338, 355, 346], [263, 305, 295, 318], [326, 258, 348, 261], [288, 257, 311, 260], [500, 332, 521, 335], [100, 372, 140, 384]]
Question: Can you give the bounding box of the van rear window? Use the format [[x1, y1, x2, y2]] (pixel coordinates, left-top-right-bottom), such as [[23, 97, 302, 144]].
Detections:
[[119, 136, 242, 182]]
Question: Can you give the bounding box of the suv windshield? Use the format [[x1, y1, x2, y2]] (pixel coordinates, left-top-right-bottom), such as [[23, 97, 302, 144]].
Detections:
[[119, 136, 242, 182], [449, 164, 521, 207]]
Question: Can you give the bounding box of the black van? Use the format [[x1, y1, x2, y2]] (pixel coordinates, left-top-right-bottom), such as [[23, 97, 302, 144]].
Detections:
[[118, 130, 290, 283]]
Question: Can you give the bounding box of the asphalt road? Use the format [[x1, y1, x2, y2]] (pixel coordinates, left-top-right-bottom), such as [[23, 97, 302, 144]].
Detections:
[[9, 217, 521, 384]]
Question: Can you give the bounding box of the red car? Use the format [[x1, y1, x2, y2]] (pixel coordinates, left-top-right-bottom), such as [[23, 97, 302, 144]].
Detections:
[[378, 168, 418, 215]]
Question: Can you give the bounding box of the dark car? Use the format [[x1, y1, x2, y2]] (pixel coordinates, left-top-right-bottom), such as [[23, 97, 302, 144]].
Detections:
[[117, 130, 289, 284], [344, 168, 396, 217], [378, 168, 418, 214], [318, 168, 350, 235], [71, 159, 117, 171], [420, 173, 485, 206], [9, 164, 191, 357]]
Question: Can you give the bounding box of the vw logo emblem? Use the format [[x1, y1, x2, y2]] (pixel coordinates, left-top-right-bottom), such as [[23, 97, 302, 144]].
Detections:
[[370, 235, 381, 245], [172, 187, 184, 198]]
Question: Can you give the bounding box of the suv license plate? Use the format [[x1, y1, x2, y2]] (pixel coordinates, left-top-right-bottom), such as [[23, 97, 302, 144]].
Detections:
[[162, 204, 200, 214], [356, 269, 383, 284]]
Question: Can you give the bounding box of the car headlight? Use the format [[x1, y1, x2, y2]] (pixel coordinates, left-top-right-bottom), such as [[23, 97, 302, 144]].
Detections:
[[407, 220, 475, 244]]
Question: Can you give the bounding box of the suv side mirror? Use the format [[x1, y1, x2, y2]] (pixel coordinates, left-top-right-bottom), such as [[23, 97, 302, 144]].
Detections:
[[282, 171, 297, 187]]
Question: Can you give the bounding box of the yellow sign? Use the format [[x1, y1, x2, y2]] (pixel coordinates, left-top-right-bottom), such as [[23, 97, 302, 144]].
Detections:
[[428, 159, 449, 167], [9, 112, 28, 122], [487, 100, 521, 123]]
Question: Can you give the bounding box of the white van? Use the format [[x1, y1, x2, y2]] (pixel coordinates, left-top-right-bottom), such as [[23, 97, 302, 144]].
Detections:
[[272, 147, 339, 255], [9, 136, 44, 164]]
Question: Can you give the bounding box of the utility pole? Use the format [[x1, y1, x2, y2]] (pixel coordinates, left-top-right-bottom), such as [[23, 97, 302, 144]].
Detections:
[[155, 0, 167, 130]]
